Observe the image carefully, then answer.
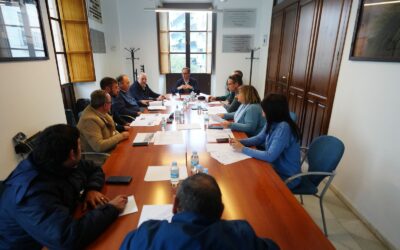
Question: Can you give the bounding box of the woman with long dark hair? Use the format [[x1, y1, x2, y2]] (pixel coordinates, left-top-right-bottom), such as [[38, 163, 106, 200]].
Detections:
[[231, 94, 301, 189]]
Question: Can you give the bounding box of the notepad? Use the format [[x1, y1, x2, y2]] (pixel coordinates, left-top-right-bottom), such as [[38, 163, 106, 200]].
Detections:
[[144, 166, 188, 181], [119, 195, 138, 217], [138, 204, 173, 227]]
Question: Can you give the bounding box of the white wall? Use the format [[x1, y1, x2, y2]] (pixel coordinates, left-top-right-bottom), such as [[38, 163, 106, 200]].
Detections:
[[329, 0, 400, 248], [0, 0, 66, 179], [75, 0, 273, 99], [74, 0, 123, 99], [213, 0, 272, 97]]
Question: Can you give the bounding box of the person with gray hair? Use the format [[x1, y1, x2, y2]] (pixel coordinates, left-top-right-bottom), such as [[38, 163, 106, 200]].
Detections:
[[172, 67, 200, 95], [120, 173, 279, 250], [129, 73, 165, 104], [77, 90, 129, 153]]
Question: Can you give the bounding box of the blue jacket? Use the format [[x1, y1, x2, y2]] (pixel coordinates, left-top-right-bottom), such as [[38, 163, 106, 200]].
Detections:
[[172, 77, 200, 94], [129, 81, 160, 101], [113, 90, 141, 118], [120, 212, 279, 250], [223, 104, 266, 137], [240, 122, 301, 189], [0, 156, 119, 249]]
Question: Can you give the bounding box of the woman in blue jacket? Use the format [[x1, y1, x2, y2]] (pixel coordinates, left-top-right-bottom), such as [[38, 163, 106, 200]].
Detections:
[[231, 94, 301, 189], [220, 85, 265, 137]]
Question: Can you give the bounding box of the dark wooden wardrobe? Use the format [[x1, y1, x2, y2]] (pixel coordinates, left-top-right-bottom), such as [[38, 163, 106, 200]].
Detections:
[[264, 0, 352, 146]]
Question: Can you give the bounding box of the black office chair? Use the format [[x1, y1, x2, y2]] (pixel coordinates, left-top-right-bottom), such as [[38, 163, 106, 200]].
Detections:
[[285, 135, 345, 236]]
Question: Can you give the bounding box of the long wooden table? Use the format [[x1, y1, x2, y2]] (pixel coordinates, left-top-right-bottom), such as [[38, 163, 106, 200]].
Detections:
[[87, 100, 334, 250]]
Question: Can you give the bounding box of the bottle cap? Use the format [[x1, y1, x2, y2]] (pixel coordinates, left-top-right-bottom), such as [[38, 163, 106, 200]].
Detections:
[[172, 161, 177, 166]]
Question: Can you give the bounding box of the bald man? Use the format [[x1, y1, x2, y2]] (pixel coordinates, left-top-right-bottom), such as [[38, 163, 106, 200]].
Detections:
[[129, 73, 165, 104]]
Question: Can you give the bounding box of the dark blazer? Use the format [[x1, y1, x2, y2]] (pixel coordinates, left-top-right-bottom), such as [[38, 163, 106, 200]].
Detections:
[[172, 77, 200, 94], [120, 211, 279, 250], [0, 156, 119, 249], [112, 90, 141, 118], [129, 81, 160, 101]]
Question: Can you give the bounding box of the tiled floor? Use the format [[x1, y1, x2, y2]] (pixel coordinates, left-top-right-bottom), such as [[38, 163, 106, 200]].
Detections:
[[297, 188, 388, 250]]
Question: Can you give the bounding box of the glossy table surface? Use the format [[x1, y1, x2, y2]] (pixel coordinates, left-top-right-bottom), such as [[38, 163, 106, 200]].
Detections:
[[87, 100, 333, 250]]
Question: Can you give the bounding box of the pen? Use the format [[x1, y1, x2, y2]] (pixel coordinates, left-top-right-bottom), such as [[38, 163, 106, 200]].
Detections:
[[228, 134, 232, 144]]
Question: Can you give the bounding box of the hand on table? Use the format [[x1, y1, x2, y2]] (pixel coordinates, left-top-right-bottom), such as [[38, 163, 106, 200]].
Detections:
[[108, 195, 128, 213], [121, 131, 129, 139], [221, 121, 232, 128], [123, 125, 131, 131], [83, 190, 109, 211], [230, 139, 244, 152]]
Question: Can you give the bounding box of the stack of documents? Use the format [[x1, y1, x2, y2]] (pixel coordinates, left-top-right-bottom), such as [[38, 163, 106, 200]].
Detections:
[[206, 129, 234, 143], [207, 101, 221, 105], [176, 123, 202, 130], [144, 166, 188, 181], [138, 205, 173, 227], [130, 114, 170, 126], [148, 106, 167, 111], [207, 106, 227, 115], [132, 133, 155, 145], [153, 131, 184, 145], [208, 114, 226, 124], [206, 143, 251, 165]]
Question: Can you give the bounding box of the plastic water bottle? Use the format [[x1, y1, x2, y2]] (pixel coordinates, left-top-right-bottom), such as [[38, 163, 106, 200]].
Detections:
[[190, 151, 199, 174], [161, 117, 166, 131], [203, 112, 209, 129], [174, 105, 180, 124], [203, 168, 209, 174], [170, 161, 179, 186], [190, 91, 196, 101]]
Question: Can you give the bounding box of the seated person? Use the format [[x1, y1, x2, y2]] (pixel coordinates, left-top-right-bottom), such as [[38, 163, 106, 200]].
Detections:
[[209, 74, 241, 103], [120, 173, 279, 250], [100, 77, 130, 131], [77, 90, 129, 153], [224, 70, 243, 113], [231, 94, 301, 189], [114, 74, 144, 116], [172, 67, 200, 95], [129, 73, 165, 104], [0, 124, 127, 249], [220, 85, 266, 137]]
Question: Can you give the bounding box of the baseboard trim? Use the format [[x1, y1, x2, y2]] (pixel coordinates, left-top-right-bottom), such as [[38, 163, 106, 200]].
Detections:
[[329, 184, 395, 250]]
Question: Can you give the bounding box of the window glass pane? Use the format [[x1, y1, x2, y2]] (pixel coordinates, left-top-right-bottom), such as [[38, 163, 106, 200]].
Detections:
[[207, 13, 212, 30], [1, 5, 23, 26], [207, 31, 212, 52], [26, 4, 40, 27], [47, 0, 59, 18], [190, 32, 206, 52], [190, 54, 206, 73], [6, 26, 28, 49], [207, 53, 212, 73], [190, 12, 207, 30], [56, 54, 69, 84], [169, 12, 185, 31], [11, 49, 29, 57], [35, 50, 45, 57], [31, 27, 44, 50], [169, 32, 185, 52], [170, 54, 185, 73], [51, 20, 64, 52]]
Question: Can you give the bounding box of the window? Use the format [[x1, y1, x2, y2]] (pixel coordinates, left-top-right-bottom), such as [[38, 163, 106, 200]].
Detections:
[[46, 0, 95, 84], [158, 11, 213, 74]]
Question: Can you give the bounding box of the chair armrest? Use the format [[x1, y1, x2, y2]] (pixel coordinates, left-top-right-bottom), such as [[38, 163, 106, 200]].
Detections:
[[120, 115, 135, 123], [285, 171, 336, 184], [300, 146, 308, 166]]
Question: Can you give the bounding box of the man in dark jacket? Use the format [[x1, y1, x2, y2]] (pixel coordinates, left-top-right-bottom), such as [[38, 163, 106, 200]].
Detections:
[[120, 173, 279, 250], [172, 67, 200, 95], [0, 124, 127, 249], [128, 73, 165, 104]]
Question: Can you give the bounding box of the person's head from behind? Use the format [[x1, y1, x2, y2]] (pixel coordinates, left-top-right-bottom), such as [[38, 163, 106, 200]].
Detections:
[[116, 74, 131, 92], [174, 173, 224, 220], [137, 73, 148, 88], [91, 90, 112, 114], [261, 94, 300, 140], [233, 70, 243, 79], [236, 85, 261, 104], [100, 77, 119, 97], [182, 67, 190, 82], [31, 124, 81, 169], [227, 74, 243, 92]]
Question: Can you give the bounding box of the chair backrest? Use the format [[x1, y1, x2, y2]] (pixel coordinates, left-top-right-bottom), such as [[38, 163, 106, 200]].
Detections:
[[290, 111, 297, 123], [307, 135, 345, 185], [65, 109, 77, 127]]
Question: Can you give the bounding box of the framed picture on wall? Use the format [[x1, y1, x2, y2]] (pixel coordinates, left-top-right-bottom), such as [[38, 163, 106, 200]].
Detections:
[[350, 0, 400, 62], [0, 0, 48, 62]]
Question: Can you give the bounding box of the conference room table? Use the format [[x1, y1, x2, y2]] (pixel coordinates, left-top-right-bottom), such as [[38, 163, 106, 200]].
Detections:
[[87, 97, 334, 250]]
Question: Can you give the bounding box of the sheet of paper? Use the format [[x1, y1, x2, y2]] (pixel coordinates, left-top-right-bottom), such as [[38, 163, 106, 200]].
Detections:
[[144, 166, 188, 181], [119, 195, 138, 217], [210, 151, 251, 165], [207, 106, 227, 115], [207, 101, 221, 105], [176, 123, 202, 130], [209, 114, 226, 124], [149, 101, 163, 106], [133, 133, 155, 143], [130, 114, 170, 127], [153, 131, 184, 145], [206, 143, 233, 152], [138, 204, 173, 227], [148, 106, 167, 110], [206, 129, 234, 143]]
